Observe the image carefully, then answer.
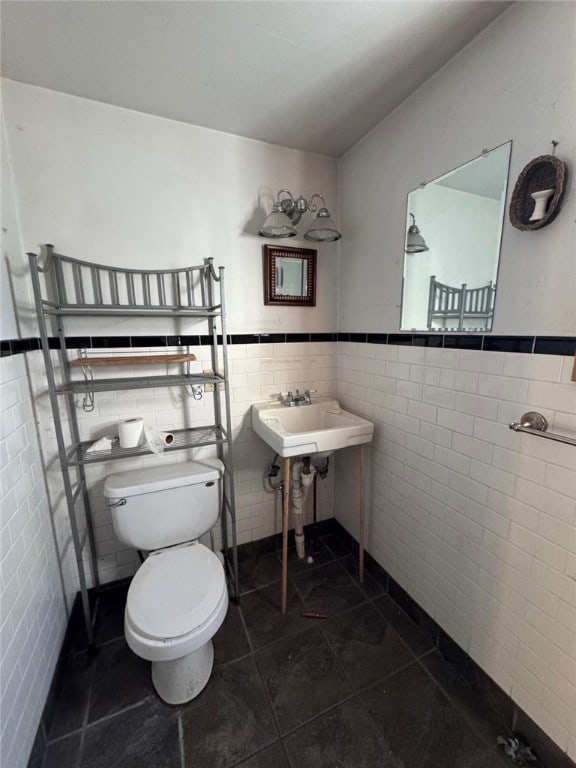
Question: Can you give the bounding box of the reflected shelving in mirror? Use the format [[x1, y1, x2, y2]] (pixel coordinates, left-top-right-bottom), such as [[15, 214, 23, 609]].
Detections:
[[400, 141, 512, 333]]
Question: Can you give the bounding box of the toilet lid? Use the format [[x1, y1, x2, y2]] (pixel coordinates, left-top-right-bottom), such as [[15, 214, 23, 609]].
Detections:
[[127, 543, 226, 640]]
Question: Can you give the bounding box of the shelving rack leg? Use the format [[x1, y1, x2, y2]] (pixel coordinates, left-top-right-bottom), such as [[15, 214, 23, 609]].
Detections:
[[30, 253, 100, 649], [206, 260, 240, 599], [29, 245, 240, 648]]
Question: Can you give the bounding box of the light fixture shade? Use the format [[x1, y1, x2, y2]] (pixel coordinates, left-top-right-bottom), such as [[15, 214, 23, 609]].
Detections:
[[405, 215, 428, 253], [304, 208, 342, 242], [258, 203, 297, 239]]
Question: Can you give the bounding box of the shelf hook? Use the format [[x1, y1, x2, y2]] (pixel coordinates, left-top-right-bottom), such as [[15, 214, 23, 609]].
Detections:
[[551, 139, 558, 155], [78, 348, 95, 413]]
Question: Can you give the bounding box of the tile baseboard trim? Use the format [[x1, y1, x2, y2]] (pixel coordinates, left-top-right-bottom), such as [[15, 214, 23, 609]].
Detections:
[[29, 516, 574, 768], [3, 333, 575, 358], [329, 519, 576, 768], [26, 590, 86, 768], [26, 520, 339, 768], [27, 578, 135, 767]]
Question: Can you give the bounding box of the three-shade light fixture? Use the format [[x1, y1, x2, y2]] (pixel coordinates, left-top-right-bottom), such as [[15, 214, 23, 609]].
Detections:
[[258, 190, 342, 242]]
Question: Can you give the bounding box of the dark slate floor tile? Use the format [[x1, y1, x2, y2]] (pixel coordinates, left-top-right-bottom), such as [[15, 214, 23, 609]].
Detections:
[[95, 582, 129, 645], [66, 593, 90, 652], [373, 594, 436, 656], [306, 518, 340, 538], [339, 555, 387, 598], [321, 602, 415, 690], [515, 709, 576, 768], [241, 582, 311, 650], [238, 550, 283, 594], [422, 650, 512, 748], [39, 530, 553, 768], [43, 732, 82, 768], [360, 662, 487, 768], [364, 552, 389, 591], [437, 631, 515, 727], [283, 697, 392, 768], [278, 539, 335, 574], [256, 628, 352, 734], [81, 698, 180, 768], [213, 603, 250, 665], [294, 560, 366, 617], [473, 746, 515, 767], [233, 741, 290, 768], [45, 652, 93, 739], [88, 640, 153, 723], [320, 531, 357, 559], [181, 655, 277, 768], [236, 535, 279, 560], [27, 726, 46, 768], [389, 579, 439, 644]]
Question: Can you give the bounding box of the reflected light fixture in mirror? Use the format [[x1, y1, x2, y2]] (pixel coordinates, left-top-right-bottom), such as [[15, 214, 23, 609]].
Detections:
[[259, 189, 342, 242], [405, 213, 429, 253]]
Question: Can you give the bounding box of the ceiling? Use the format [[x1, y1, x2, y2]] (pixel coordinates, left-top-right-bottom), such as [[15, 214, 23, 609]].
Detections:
[[1, 1, 511, 157]]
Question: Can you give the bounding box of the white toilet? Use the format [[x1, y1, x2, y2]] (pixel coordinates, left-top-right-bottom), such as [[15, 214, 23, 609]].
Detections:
[[103, 459, 229, 705]]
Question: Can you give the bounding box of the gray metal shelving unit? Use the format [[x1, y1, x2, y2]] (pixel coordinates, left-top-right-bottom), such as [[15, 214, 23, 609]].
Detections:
[[29, 244, 239, 649]]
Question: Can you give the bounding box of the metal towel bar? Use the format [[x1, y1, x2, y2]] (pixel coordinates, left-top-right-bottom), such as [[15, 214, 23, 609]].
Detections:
[[509, 411, 576, 447]]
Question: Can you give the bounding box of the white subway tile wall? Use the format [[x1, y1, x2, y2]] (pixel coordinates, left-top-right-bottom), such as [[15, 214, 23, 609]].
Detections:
[[335, 342, 576, 756], [3, 338, 574, 765], [0, 354, 68, 768], [28, 342, 336, 588]]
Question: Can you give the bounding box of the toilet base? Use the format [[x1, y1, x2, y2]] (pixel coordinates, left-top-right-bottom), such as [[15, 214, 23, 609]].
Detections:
[[151, 639, 214, 705]]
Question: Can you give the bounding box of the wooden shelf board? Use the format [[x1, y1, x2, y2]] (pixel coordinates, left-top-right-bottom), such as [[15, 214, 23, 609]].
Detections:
[[71, 353, 197, 367]]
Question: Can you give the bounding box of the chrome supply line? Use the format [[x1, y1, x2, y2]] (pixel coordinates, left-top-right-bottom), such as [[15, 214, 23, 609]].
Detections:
[[509, 412, 576, 447]]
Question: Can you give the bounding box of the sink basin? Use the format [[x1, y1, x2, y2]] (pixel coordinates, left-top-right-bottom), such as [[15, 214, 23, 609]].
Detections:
[[251, 398, 374, 458]]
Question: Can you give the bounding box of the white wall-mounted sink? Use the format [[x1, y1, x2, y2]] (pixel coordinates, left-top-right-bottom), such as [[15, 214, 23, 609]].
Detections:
[[251, 398, 374, 458]]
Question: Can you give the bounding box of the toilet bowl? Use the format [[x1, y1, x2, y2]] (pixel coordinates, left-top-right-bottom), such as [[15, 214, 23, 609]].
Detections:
[[103, 459, 228, 704], [125, 541, 228, 704]]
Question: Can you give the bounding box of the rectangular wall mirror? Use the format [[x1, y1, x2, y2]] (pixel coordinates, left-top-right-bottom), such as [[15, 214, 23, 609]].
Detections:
[[400, 141, 512, 332], [263, 245, 316, 306]]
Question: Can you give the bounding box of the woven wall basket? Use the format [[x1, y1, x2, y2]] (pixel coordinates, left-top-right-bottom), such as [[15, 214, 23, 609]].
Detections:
[[509, 154, 568, 231]]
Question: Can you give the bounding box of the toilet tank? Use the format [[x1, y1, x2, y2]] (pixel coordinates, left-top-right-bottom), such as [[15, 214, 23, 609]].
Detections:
[[103, 459, 224, 551]]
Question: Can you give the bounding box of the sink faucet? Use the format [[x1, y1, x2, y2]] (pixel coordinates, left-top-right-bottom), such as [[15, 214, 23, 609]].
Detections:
[[280, 389, 313, 406], [295, 389, 312, 405]]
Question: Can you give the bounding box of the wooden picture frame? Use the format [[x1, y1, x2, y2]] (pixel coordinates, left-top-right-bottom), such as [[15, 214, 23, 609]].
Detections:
[[263, 245, 316, 306]]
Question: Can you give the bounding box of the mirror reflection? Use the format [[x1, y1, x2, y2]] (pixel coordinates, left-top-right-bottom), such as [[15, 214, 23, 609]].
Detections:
[[263, 245, 316, 306], [400, 141, 511, 332], [276, 257, 307, 296]]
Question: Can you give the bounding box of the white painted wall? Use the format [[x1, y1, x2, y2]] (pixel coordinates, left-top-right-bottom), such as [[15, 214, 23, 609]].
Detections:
[[1, 3, 575, 763], [1, 77, 340, 577], [2, 79, 340, 338], [1, 129, 68, 767], [1, 122, 33, 339], [337, 1, 576, 757], [339, 1, 575, 336], [0, 355, 70, 768], [1, 81, 340, 766]]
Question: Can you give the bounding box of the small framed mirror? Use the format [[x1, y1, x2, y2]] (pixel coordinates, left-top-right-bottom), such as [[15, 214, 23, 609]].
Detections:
[[263, 245, 316, 306], [400, 141, 512, 332]]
